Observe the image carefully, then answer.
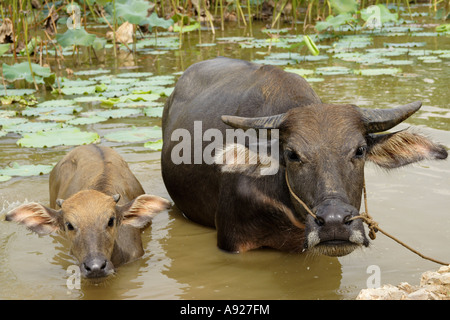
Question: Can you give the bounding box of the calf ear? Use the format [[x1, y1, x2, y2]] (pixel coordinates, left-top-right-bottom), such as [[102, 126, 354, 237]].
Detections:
[[367, 130, 448, 169], [120, 195, 171, 229], [5, 203, 62, 235]]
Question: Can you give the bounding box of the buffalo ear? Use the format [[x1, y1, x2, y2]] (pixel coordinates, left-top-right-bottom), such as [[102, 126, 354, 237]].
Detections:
[[119, 195, 171, 229], [367, 130, 448, 169], [5, 203, 62, 235]]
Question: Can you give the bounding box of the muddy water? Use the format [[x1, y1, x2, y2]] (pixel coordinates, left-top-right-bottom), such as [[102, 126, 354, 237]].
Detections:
[[1, 9, 449, 300]]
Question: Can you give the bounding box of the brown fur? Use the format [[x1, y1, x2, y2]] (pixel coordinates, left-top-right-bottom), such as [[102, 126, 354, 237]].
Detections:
[[6, 144, 170, 278]]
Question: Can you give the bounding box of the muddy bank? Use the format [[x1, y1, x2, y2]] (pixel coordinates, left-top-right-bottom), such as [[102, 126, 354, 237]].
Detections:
[[357, 265, 450, 300]]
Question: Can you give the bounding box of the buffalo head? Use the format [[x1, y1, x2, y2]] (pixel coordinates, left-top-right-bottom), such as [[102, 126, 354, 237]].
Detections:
[[221, 101, 447, 257]]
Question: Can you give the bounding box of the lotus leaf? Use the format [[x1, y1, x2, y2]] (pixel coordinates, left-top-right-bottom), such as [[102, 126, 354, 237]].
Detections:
[[4, 121, 62, 133], [0, 162, 54, 177], [2, 62, 54, 85], [115, 0, 153, 25], [67, 115, 108, 125], [144, 139, 163, 151], [56, 28, 96, 47], [17, 127, 100, 148], [354, 68, 401, 76], [144, 107, 164, 117], [96, 108, 142, 119]]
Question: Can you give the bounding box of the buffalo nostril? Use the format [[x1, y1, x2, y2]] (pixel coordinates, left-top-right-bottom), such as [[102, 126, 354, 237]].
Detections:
[[100, 260, 107, 270], [315, 216, 325, 226], [343, 215, 353, 225]]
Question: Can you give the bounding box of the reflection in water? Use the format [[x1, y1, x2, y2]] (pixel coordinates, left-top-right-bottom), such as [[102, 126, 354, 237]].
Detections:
[[162, 208, 343, 300]]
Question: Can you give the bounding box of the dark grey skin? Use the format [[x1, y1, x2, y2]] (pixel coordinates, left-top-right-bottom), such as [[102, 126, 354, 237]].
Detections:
[[6, 145, 170, 278], [161, 57, 447, 257]]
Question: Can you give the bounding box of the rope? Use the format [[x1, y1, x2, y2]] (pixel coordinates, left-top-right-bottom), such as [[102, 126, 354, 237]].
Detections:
[[284, 170, 449, 266]]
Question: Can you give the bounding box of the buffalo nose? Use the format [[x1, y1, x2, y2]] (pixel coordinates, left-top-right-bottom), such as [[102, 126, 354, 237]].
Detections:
[[314, 199, 357, 227], [82, 256, 111, 278], [315, 211, 352, 227]]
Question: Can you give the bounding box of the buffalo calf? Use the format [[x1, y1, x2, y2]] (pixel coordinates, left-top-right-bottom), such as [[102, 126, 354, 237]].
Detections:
[[6, 144, 170, 279]]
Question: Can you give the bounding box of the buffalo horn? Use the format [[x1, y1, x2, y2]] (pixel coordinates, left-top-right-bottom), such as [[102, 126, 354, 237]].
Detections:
[[361, 101, 422, 133], [221, 113, 286, 130]]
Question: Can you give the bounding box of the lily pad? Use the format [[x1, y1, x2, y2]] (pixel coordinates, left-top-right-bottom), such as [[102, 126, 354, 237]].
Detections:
[[0, 175, 12, 182], [354, 67, 402, 76], [0, 117, 27, 127], [0, 89, 36, 96], [384, 42, 426, 48], [144, 139, 163, 151], [17, 127, 100, 148], [117, 72, 154, 78], [74, 69, 111, 76], [144, 106, 164, 117], [56, 28, 96, 47], [96, 108, 142, 119], [36, 115, 76, 122], [3, 121, 62, 133], [22, 105, 82, 117], [115, 0, 152, 25], [67, 115, 108, 125], [104, 126, 162, 142], [60, 85, 98, 95], [61, 79, 98, 87], [0, 162, 54, 177], [2, 62, 54, 85], [37, 99, 75, 108], [315, 66, 352, 75]]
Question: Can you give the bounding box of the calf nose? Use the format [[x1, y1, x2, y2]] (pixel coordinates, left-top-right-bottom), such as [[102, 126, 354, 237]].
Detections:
[[81, 256, 113, 278]]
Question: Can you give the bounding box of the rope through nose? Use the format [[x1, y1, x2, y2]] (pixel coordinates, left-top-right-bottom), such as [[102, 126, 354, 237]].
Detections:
[[285, 170, 317, 220], [285, 170, 449, 266]]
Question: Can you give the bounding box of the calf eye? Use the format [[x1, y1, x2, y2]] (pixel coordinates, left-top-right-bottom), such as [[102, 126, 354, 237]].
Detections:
[[66, 222, 74, 231], [285, 149, 302, 163], [107, 217, 115, 227], [354, 146, 367, 159]]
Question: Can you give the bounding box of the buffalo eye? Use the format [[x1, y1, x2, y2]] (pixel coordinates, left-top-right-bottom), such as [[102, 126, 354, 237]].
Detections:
[[354, 146, 367, 159], [107, 217, 115, 228], [285, 149, 302, 163], [66, 222, 75, 231]]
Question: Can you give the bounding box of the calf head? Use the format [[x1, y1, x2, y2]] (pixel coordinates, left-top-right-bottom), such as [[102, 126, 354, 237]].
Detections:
[[221, 101, 447, 257], [5, 190, 170, 278]]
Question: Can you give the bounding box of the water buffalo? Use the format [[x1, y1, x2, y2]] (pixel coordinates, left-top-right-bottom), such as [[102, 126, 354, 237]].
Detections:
[[5, 144, 170, 278], [161, 57, 447, 257]]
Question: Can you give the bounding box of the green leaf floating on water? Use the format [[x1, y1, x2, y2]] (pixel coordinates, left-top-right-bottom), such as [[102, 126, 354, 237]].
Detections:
[[329, 0, 358, 14], [354, 68, 402, 76], [2, 62, 54, 85], [315, 66, 352, 75], [17, 127, 100, 148], [0, 175, 12, 182], [142, 12, 174, 29], [0, 162, 54, 177], [56, 28, 96, 47], [104, 126, 162, 142], [115, 0, 153, 24], [144, 139, 163, 151]]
